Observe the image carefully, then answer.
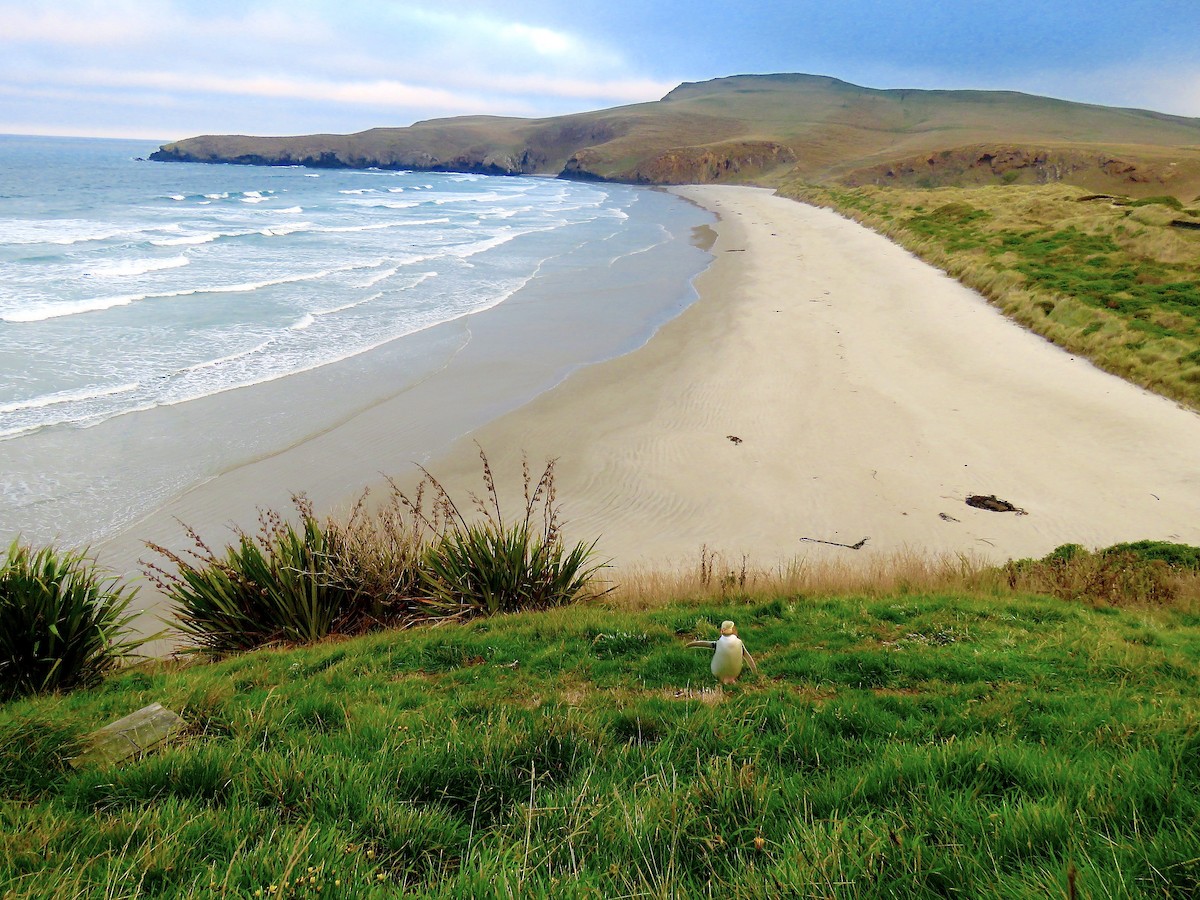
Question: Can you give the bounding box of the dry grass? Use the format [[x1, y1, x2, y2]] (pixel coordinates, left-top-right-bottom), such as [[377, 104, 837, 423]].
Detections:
[[608, 544, 1200, 614]]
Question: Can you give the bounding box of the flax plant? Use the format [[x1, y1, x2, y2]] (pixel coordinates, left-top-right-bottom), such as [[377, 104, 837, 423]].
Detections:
[[402, 449, 610, 617], [0, 539, 146, 699], [145, 497, 353, 655]]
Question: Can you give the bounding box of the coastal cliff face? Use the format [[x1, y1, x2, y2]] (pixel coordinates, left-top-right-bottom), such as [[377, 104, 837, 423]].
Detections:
[[150, 73, 1200, 199]]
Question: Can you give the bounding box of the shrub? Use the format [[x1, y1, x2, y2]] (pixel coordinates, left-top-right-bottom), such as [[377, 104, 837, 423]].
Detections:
[[1102, 540, 1200, 570], [145, 497, 354, 654], [0, 540, 146, 699], [406, 450, 610, 617], [1002, 541, 1199, 606], [322, 487, 428, 631]]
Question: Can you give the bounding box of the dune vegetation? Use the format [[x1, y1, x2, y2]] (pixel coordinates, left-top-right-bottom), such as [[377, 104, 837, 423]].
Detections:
[[779, 181, 1200, 411]]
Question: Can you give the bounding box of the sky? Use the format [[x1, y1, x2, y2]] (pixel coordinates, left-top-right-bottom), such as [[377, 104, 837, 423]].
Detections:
[[2, 0, 1199, 142]]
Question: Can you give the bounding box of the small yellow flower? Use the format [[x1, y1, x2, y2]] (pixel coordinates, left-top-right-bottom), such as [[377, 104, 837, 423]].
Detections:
[[376, 873, 386, 881], [365, 849, 375, 859], [753, 836, 766, 850]]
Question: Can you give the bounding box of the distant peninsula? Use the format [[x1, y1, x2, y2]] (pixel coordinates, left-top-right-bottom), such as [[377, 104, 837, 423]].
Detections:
[[151, 73, 1200, 199]]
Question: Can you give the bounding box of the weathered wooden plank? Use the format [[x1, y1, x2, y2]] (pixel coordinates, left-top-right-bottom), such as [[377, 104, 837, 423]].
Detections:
[[69, 702, 185, 768]]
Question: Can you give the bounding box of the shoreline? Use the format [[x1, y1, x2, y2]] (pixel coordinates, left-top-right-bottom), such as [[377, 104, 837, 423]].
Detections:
[[99, 184, 1200, 641]]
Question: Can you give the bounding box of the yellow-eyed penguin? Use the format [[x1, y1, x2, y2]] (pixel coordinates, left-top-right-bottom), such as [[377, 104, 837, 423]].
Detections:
[[687, 620, 758, 684]]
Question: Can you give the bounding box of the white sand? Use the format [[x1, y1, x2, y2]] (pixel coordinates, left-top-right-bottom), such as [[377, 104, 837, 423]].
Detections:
[[411, 185, 1200, 569]]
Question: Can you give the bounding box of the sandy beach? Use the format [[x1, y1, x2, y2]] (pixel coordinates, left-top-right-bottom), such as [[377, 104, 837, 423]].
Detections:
[[99, 184, 1200, 636], [395, 185, 1200, 570]]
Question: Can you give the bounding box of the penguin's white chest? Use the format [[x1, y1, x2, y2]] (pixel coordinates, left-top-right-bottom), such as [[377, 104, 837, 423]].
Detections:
[[711, 635, 745, 681]]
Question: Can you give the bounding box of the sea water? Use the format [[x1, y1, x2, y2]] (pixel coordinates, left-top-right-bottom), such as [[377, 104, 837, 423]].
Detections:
[[0, 135, 712, 546]]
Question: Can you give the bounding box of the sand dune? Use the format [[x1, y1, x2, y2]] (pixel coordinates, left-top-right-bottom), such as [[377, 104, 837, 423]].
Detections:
[[413, 185, 1200, 571]]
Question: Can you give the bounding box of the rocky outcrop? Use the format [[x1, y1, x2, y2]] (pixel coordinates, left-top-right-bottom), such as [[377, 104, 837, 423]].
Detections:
[[625, 142, 797, 184]]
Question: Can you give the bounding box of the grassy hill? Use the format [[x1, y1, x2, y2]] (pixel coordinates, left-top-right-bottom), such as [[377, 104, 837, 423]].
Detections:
[[151, 74, 1200, 200], [4, 587, 1200, 898]]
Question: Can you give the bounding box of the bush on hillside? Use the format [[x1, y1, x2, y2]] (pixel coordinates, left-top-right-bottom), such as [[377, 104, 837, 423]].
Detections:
[[0, 540, 147, 700], [145, 497, 355, 654], [146, 453, 609, 654], [407, 451, 610, 617], [1003, 541, 1200, 606]]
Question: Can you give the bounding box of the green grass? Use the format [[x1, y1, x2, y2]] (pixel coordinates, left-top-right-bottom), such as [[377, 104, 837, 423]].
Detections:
[[3, 591, 1199, 898], [780, 182, 1200, 411]]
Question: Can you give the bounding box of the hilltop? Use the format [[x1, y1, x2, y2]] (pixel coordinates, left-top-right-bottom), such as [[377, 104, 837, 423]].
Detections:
[[151, 73, 1200, 199]]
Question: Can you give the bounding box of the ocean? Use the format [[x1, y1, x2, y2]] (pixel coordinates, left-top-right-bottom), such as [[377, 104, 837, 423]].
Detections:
[[0, 135, 713, 547]]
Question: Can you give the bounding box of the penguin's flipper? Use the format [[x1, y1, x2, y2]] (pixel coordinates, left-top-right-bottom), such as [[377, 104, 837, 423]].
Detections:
[[742, 648, 759, 673], [686, 640, 717, 650]]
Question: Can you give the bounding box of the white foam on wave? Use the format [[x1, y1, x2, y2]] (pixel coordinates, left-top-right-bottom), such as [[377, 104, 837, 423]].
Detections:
[[315, 217, 450, 234], [341, 198, 421, 210], [1, 261, 372, 323], [151, 232, 223, 247], [277, 206, 303, 214], [0, 219, 140, 246], [290, 313, 315, 331], [259, 222, 314, 237], [304, 173, 320, 178], [314, 291, 383, 316], [433, 191, 503, 205], [86, 255, 190, 278], [339, 189, 374, 195], [0, 382, 141, 416]]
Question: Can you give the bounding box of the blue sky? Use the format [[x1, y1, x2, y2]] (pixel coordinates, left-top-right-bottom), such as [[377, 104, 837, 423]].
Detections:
[[2, 0, 1198, 141]]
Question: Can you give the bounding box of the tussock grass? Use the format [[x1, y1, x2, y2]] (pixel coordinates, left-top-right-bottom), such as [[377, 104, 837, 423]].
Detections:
[[780, 182, 1200, 410], [3, 589, 1199, 897]]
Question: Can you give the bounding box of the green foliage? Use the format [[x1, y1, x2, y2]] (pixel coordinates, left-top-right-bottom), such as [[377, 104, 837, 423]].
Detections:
[[0, 540, 147, 699], [145, 498, 354, 654], [0, 716, 79, 799], [1103, 540, 1200, 570], [1130, 195, 1185, 210], [2, 593, 1199, 897], [1004, 541, 1200, 605], [406, 450, 609, 618], [146, 454, 607, 654]]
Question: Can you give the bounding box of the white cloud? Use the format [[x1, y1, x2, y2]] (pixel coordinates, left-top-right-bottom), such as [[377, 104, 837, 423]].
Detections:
[[0, 0, 675, 136], [68, 68, 499, 113]]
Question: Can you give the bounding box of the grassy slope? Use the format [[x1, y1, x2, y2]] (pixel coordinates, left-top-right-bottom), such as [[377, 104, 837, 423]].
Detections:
[[3, 591, 1199, 898], [154, 74, 1200, 198], [778, 181, 1200, 411]]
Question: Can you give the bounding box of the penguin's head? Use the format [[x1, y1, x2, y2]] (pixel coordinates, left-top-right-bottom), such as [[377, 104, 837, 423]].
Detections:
[[719, 620, 736, 635]]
